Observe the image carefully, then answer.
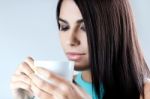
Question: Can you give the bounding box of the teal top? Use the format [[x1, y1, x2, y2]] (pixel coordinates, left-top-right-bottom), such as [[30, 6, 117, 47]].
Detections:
[[74, 73, 104, 99]]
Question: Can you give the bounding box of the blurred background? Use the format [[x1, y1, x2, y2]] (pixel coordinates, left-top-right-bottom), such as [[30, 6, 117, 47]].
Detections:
[[0, 0, 150, 98]]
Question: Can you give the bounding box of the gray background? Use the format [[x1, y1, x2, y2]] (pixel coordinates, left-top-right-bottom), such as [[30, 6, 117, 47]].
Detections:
[[0, 0, 150, 98]]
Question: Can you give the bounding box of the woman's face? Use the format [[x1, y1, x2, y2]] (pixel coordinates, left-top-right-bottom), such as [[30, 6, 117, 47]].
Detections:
[[58, 0, 89, 70]]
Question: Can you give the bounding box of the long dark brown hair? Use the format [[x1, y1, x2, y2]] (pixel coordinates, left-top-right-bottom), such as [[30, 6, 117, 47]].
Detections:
[[56, 0, 150, 99]]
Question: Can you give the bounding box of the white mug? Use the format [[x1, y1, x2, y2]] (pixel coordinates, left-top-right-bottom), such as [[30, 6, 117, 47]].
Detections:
[[33, 60, 75, 99]]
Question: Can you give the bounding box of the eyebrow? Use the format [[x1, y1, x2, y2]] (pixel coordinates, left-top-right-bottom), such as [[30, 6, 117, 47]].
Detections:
[[58, 18, 83, 24]]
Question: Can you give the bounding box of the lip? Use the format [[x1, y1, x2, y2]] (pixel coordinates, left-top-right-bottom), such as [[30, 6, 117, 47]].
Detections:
[[66, 52, 85, 61]]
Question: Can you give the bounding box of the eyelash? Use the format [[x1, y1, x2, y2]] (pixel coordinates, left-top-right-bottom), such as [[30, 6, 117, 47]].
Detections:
[[59, 25, 86, 32], [81, 26, 86, 31], [59, 25, 70, 31]]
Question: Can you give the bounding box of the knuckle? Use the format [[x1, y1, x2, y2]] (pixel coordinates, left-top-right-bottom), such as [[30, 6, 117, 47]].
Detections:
[[21, 75, 29, 80], [20, 62, 29, 69], [22, 62, 29, 67], [60, 84, 70, 94]]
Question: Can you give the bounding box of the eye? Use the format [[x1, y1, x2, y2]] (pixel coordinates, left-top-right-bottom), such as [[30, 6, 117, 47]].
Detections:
[[80, 24, 86, 32], [59, 24, 70, 31]]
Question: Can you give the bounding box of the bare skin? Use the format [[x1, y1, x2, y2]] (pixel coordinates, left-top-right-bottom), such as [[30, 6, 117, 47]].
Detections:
[[10, 0, 150, 99], [140, 82, 150, 99], [10, 57, 34, 99], [10, 57, 91, 99]]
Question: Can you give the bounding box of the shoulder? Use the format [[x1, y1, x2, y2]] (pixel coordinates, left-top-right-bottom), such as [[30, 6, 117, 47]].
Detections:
[[142, 78, 150, 99]]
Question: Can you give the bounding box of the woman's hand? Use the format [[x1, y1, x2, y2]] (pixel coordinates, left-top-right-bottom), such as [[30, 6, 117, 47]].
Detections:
[[30, 67, 91, 99], [10, 57, 35, 99]]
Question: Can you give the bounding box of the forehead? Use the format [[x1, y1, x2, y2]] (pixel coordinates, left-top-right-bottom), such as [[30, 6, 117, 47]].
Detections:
[[59, 0, 83, 22]]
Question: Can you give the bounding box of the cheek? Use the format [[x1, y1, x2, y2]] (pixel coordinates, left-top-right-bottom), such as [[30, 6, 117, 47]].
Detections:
[[81, 34, 88, 49], [59, 34, 67, 49]]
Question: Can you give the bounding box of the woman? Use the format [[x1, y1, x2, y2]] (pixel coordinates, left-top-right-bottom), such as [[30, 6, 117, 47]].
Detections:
[[10, 0, 150, 99]]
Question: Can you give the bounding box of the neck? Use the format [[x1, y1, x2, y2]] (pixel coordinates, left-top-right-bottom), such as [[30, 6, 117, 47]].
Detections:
[[82, 70, 92, 83]]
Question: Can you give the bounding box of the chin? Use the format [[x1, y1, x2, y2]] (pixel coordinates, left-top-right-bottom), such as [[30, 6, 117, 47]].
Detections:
[[74, 61, 89, 71]]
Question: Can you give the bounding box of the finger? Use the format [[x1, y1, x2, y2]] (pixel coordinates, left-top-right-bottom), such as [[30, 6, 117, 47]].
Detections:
[[16, 62, 34, 78], [10, 82, 33, 97], [35, 67, 73, 94], [10, 81, 31, 92], [31, 82, 55, 99], [31, 74, 70, 99], [11, 74, 31, 85], [24, 57, 34, 70], [53, 85, 70, 99], [31, 74, 56, 93]]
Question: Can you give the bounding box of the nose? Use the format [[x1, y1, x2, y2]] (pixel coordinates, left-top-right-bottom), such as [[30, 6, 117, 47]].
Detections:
[[66, 31, 80, 47]]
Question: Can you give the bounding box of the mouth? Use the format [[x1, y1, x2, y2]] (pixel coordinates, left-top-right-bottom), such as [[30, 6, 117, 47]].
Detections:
[[66, 52, 86, 61]]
